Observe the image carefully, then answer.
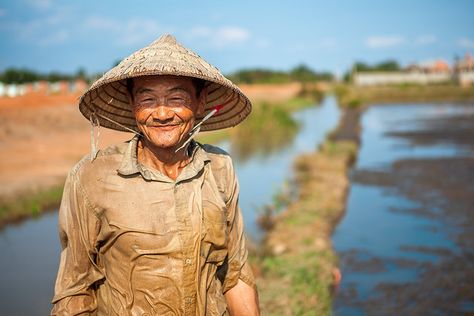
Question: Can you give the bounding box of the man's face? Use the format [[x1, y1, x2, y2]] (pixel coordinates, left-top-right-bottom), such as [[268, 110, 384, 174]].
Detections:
[[129, 75, 205, 150]]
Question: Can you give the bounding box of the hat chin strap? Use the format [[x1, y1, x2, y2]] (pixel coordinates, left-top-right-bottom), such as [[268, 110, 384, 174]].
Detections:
[[94, 112, 143, 136], [88, 111, 143, 162], [89, 112, 101, 161], [174, 107, 220, 153]]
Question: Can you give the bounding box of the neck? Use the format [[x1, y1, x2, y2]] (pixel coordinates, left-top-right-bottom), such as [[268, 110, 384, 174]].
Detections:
[[137, 138, 191, 180]]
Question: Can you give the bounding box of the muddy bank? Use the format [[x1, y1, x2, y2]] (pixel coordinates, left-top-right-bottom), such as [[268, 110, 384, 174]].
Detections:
[[256, 108, 359, 314], [336, 105, 474, 315]]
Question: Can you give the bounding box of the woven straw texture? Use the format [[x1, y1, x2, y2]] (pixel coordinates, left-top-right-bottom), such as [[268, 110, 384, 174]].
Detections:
[[79, 34, 252, 132]]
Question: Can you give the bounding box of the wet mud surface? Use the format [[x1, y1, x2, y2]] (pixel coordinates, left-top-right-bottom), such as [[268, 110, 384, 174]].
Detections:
[[338, 109, 474, 315]]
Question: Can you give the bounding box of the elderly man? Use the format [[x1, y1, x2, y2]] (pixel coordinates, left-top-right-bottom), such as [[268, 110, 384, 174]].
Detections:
[[51, 34, 259, 315]]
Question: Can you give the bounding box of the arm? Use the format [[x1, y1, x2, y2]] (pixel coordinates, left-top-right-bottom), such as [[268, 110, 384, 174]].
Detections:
[[221, 157, 260, 315], [225, 279, 260, 316], [51, 171, 104, 315]]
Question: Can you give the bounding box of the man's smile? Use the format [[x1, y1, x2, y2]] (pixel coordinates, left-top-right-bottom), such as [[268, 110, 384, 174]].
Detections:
[[147, 120, 183, 130]]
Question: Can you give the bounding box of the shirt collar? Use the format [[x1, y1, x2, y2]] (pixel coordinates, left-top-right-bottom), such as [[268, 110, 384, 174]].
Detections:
[[117, 135, 211, 183]]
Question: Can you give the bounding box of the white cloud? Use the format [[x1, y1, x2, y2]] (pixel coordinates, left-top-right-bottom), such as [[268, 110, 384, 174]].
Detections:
[[416, 35, 437, 45], [458, 37, 474, 49], [25, 0, 52, 10], [39, 29, 69, 46], [84, 16, 161, 46], [189, 26, 212, 38], [255, 38, 270, 49], [120, 19, 161, 45], [215, 27, 250, 44], [319, 38, 337, 48], [84, 16, 120, 32], [11, 11, 71, 45], [188, 26, 250, 48], [366, 35, 405, 48]]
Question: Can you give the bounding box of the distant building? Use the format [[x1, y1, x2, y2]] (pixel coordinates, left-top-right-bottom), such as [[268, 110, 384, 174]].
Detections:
[[49, 81, 69, 94], [70, 79, 88, 93], [3, 84, 26, 97], [353, 71, 452, 86], [354, 59, 453, 86], [33, 81, 49, 93], [454, 53, 474, 86], [421, 59, 450, 73], [0, 79, 90, 98]]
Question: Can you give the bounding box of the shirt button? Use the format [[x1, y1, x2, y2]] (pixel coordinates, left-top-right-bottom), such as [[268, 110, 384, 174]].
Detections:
[[185, 258, 192, 265]]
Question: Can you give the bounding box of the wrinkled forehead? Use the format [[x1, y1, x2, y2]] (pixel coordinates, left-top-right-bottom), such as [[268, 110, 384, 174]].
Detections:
[[131, 75, 196, 93]]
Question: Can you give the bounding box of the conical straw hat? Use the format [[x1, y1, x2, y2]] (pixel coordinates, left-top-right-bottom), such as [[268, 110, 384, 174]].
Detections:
[[79, 34, 252, 132]]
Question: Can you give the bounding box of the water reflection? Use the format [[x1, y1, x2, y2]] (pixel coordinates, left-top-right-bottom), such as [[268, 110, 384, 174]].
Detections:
[[0, 211, 59, 315], [229, 103, 300, 162]]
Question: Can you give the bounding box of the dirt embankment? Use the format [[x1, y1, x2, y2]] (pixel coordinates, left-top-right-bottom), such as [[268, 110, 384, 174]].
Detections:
[[256, 108, 360, 314]]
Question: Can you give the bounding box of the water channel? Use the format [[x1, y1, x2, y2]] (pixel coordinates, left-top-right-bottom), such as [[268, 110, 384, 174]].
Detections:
[[333, 103, 474, 315], [0, 97, 340, 315]]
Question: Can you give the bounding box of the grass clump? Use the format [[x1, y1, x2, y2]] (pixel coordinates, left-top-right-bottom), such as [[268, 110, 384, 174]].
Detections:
[[0, 185, 64, 229]]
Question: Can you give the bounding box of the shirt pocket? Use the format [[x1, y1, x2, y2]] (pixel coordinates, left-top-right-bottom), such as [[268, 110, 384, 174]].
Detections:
[[201, 199, 228, 265]]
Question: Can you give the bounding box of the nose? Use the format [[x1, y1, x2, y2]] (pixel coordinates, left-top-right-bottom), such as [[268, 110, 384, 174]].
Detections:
[[152, 104, 174, 121]]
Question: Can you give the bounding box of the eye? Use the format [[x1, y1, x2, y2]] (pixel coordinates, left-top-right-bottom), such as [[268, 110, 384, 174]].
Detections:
[[167, 96, 188, 106], [137, 98, 155, 107]]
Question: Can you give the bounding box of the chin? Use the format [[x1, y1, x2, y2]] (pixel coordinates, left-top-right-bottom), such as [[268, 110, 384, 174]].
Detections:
[[140, 125, 192, 150], [144, 134, 184, 150]]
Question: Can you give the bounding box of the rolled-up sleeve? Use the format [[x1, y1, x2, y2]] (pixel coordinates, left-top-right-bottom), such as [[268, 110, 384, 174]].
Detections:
[[221, 158, 256, 293], [51, 170, 104, 315]]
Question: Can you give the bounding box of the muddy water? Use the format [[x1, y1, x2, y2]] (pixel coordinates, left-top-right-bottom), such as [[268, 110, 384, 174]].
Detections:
[[0, 212, 59, 315], [333, 103, 474, 315], [0, 97, 340, 315]]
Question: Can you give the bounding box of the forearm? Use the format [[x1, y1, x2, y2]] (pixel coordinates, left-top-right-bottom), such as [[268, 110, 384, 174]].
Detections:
[[224, 279, 260, 316]]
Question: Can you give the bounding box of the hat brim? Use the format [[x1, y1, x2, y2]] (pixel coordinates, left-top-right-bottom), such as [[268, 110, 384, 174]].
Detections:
[[78, 35, 252, 133], [79, 73, 251, 133]]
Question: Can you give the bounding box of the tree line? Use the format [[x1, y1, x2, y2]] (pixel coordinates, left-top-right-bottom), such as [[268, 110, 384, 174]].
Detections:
[[0, 68, 90, 84], [227, 64, 334, 84], [1, 60, 402, 85]]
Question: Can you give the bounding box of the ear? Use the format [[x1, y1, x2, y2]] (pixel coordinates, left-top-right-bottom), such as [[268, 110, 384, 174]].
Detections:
[[196, 87, 207, 116]]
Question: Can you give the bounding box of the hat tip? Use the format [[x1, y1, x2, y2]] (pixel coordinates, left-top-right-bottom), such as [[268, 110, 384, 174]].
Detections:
[[158, 34, 177, 44]]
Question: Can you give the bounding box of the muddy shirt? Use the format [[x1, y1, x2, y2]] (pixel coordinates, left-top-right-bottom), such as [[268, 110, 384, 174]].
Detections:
[[51, 136, 255, 315]]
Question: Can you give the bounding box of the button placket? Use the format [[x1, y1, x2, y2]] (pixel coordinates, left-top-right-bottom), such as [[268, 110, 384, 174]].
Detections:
[[173, 181, 197, 315]]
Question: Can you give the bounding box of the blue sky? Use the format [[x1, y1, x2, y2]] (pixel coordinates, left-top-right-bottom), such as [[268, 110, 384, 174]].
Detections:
[[1, 0, 473, 77]]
